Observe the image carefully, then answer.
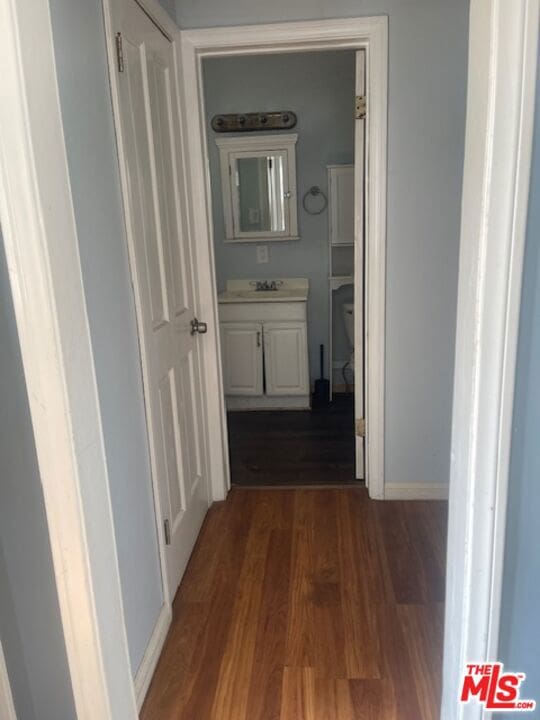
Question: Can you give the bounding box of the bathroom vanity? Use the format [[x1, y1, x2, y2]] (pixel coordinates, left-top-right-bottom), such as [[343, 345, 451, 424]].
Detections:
[[218, 279, 310, 410]]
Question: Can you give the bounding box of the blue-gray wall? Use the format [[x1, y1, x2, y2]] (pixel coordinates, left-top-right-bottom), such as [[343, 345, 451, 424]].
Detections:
[[0, 231, 76, 720], [48, 0, 163, 674], [159, 0, 176, 20], [204, 51, 356, 381], [498, 60, 540, 710], [186, 0, 470, 485]]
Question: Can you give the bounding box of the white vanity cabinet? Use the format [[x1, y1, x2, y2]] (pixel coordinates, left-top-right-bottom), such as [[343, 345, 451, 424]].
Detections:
[[218, 280, 310, 410]]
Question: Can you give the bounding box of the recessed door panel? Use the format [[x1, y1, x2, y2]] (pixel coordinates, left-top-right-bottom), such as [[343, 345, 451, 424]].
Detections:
[[124, 39, 169, 330], [175, 353, 204, 498], [146, 56, 191, 317], [158, 371, 185, 521]]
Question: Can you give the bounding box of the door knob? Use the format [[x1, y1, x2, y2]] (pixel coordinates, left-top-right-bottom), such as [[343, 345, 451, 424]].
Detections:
[[190, 318, 208, 335]]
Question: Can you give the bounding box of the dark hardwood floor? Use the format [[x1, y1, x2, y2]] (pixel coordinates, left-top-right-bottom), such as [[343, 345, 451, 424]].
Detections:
[[227, 394, 356, 486], [141, 487, 447, 720]]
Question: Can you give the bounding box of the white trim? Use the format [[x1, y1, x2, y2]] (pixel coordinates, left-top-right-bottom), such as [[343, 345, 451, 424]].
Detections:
[[0, 0, 137, 717], [214, 133, 298, 150], [180, 15, 388, 501], [134, 604, 172, 710], [354, 49, 366, 484], [122, 0, 179, 39], [226, 395, 311, 411], [384, 483, 449, 501], [441, 0, 540, 717], [0, 640, 17, 720]]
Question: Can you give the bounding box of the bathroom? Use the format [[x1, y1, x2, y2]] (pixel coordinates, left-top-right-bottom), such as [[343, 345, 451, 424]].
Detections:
[[203, 50, 362, 485]]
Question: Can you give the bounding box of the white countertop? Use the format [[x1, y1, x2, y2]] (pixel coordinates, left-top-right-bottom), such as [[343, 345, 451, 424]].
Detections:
[[218, 278, 309, 304]]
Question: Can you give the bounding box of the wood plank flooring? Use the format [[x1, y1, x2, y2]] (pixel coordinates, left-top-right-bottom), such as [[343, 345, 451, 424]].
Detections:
[[141, 488, 446, 720], [227, 395, 355, 485]]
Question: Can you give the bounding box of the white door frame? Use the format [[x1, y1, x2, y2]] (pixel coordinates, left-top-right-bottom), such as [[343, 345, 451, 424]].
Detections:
[[441, 0, 539, 717], [180, 16, 388, 499], [1, 0, 538, 718], [0, 0, 137, 718]]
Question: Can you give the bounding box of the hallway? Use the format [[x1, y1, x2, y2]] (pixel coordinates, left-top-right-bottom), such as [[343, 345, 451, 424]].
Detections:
[[141, 488, 446, 719]]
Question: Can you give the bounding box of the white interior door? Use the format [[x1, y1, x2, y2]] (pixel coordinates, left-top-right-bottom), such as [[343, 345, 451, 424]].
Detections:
[[110, 0, 209, 602], [354, 50, 366, 481]]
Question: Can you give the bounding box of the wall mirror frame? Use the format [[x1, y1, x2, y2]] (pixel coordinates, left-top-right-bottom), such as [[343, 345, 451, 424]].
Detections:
[[216, 133, 299, 242]]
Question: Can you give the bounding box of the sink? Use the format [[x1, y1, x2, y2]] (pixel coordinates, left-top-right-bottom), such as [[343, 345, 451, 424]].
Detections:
[[218, 278, 309, 304], [219, 289, 305, 303], [218, 289, 308, 303]]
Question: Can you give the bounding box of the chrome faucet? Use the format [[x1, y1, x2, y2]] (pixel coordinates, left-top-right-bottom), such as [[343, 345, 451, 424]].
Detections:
[[252, 280, 284, 291]]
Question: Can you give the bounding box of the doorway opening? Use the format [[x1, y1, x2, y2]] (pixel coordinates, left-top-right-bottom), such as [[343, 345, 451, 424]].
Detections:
[[181, 18, 388, 502], [202, 49, 367, 488]]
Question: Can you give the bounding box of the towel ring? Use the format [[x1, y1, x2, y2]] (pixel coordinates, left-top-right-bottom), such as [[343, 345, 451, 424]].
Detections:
[[302, 186, 328, 215]]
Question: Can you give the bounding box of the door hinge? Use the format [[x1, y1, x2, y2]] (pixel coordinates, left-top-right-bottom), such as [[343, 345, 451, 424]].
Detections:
[[164, 518, 171, 545], [356, 418, 366, 437], [355, 95, 366, 120], [115, 32, 124, 73]]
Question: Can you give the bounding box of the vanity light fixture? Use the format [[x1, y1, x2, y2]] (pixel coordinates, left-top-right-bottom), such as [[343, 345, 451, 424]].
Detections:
[[211, 111, 297, 133]]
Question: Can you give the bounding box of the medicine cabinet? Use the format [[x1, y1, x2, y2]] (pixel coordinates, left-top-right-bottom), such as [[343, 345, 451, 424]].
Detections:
[[216, 134, 298, 242]]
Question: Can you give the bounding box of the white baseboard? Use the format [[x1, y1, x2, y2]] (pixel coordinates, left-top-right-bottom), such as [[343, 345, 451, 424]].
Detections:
[[384, 482, 449, 500], [134, 603, 172, 710], [226, 395, 310, 411]]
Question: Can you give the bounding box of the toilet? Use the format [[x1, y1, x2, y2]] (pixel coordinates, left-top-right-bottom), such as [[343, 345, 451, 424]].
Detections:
[[342, 302, 354, 367]]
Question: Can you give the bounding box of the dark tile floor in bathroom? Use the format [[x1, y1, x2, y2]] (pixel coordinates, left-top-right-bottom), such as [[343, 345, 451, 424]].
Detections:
[[227, 394, 358, 486]]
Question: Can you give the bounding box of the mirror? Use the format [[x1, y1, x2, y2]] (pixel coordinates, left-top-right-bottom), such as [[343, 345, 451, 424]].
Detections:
[[216, 134, 298, 242], [237, 155, 285, 233]]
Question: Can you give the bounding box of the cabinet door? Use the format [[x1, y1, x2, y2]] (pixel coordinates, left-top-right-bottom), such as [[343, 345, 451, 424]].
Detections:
[[221, 323, 263, 395], [263, 322, 309, 396], [329, 165, 354, 245]]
